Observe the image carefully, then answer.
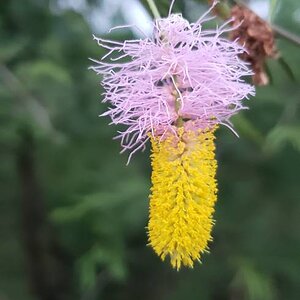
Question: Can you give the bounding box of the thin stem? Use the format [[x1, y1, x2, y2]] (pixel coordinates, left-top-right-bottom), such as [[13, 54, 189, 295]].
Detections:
[[213, 1, 231, 19], [272, 24, 300, 47], [0, 64, 54, 134], [269, 0, 277, 22], [171, 75, 184, 127], [146, 0, 161, 19]]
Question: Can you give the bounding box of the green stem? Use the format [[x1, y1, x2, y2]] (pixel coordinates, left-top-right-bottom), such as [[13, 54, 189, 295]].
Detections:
[[171, 75, 184, 127], [146, 0, 161, 19], [213, 1, 231, 19], [269, 0, 277, 22]]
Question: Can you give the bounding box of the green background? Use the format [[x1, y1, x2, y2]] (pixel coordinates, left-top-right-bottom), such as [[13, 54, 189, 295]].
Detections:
[[0, 0, 299, 299]]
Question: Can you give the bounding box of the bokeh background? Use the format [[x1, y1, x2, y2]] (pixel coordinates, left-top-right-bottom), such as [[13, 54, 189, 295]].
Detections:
[[1, 0, 300, 299]]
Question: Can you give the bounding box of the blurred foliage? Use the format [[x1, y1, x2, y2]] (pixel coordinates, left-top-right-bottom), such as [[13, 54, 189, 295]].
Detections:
[[0, 0, 300, 300]]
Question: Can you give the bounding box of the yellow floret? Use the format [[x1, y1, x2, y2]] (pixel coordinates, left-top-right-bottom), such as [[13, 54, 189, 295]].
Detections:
[[148, 128, 218, 270]]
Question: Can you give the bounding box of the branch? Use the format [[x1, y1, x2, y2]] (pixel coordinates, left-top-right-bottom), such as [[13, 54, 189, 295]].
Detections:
[[0, 64, 55, 134]]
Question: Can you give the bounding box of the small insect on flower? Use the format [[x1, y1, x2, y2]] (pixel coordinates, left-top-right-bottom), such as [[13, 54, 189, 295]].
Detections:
[[90, 2, 255, 270]]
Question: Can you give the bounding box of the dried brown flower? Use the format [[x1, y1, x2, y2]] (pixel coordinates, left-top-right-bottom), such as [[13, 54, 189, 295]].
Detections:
[[230, 5, 278, 85]]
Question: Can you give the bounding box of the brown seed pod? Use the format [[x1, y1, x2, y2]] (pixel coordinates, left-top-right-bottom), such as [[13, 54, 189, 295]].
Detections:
[[229, 5, 278, 85]]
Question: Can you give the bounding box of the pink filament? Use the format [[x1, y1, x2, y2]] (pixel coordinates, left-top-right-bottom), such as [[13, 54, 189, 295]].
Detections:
[[90, 11, 255, 156]]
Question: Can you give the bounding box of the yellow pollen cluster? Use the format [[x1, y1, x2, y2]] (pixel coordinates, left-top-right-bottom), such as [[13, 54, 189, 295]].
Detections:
[[148, 128, 218, 270]]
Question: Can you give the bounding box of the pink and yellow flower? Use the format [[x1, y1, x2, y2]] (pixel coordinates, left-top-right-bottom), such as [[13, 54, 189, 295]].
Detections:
[[91, 5, 254, 269]]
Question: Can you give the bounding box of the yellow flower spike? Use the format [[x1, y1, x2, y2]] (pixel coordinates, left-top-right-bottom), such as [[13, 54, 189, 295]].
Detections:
[[148, 127, 218, 270]]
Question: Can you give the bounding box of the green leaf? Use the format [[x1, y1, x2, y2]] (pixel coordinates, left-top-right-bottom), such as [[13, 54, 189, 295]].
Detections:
[[265, 124, 300, 152]]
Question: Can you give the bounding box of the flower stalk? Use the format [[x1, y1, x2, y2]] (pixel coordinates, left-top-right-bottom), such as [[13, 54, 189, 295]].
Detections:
[[146, 0, 161, 19]]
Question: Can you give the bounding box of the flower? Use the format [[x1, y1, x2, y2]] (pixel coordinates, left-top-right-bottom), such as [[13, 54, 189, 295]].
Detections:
[[149, 127, 218, 270], [91, 5, 254, 269]]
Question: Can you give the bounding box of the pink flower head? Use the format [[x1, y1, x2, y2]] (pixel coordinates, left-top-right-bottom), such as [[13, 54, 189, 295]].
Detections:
[[91, 7, 255, 159]]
